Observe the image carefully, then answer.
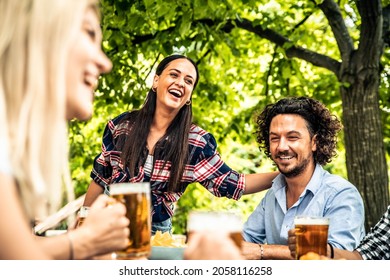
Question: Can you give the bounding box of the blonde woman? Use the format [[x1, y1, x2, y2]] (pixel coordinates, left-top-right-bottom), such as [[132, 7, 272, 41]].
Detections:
[[0, 0, 129, 259]]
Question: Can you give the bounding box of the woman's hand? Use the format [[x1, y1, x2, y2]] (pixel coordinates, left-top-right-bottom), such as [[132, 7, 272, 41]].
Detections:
[[184, 231, 244, 260], [74, 194, 130, 259]]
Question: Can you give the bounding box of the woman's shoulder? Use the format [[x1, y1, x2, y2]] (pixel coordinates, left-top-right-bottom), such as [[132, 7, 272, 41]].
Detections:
[[189, 124, 217, 148], [102, 111, 134, 137], [189, 124, 212, 139], [106, 111, 138, 129], [111, 111, 132, 124], [190, 124, 207, 135]]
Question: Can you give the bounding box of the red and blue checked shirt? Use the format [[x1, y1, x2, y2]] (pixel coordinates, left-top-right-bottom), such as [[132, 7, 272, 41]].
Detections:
[[90, 112, 245, 223]]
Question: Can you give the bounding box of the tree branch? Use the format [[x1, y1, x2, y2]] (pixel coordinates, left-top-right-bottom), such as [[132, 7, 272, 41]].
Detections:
[[290, 13, 312, 35], [355, 0, 383, 64], [316, 0, 354, 63], [264, 46, 278, 97], [196, 49, 211, 65], [383, 5, 390, 47], [229, 18, 341, 75], [108, 16, 341, 75]]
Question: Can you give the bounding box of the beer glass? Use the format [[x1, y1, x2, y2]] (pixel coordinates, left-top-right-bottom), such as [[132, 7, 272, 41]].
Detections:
[[294, 216, 329, 260], [110, 182, 151, 259], [187, 211, 243, 249]]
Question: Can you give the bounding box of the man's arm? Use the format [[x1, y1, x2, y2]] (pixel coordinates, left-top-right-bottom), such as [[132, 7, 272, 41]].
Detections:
[[333, 248, 363, 260], [242, 241, 294, 260]]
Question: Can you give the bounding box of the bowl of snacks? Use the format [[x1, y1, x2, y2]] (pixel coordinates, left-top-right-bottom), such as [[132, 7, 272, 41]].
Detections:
[[149, 231, 187, 260]]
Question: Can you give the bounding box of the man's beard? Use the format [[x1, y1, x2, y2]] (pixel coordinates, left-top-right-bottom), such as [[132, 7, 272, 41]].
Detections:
[[276, 156, 311, 178]]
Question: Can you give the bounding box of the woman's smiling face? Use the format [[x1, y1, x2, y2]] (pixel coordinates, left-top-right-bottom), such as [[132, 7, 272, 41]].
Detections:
[[65, 7, 112, 121], [153, 58, 197, 113]]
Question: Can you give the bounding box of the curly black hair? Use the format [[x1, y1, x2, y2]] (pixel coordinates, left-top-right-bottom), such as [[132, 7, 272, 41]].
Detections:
[[255, 97, 342, 165]]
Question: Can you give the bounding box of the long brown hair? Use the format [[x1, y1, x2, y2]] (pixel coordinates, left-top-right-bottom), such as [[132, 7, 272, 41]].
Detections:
[[119, 54, 199, 192]]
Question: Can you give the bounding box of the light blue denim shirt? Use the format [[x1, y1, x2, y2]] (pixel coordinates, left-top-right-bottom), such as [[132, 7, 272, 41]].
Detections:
[[243, 164, 365, 250]]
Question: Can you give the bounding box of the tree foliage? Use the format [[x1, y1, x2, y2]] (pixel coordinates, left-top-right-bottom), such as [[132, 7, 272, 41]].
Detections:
[[69, 0, 390, 232]]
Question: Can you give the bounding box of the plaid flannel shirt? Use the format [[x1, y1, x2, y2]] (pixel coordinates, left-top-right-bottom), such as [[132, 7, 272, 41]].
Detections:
[[355, 205, 390, 260], [91, 112, 245, 223]]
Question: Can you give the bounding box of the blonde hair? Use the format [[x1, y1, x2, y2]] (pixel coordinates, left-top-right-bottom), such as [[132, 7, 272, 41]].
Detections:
[[0, 0, 98, 220]]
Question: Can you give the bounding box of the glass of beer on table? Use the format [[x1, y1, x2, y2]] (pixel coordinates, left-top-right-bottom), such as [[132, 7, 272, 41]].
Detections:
[[294, 216, 329, 260], [110, 182, 151, 259], [187, 211, 243, 249]]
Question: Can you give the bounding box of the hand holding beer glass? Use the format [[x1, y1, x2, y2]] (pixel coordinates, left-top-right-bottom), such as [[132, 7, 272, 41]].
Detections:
[[76, 206, 90, 228], [187, 211, 243, 250], [110, 182, 151, 259], [294, 216, 329, 259]]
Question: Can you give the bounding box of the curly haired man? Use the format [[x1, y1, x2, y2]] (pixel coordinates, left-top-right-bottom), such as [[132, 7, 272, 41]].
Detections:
[[242, 97, 365, 260]]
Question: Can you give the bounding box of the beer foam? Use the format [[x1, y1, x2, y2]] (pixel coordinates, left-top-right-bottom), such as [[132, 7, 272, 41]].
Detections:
[[109, 182, 150, 195], [187, 211, 243, 232], [294, 216, 329, 225]]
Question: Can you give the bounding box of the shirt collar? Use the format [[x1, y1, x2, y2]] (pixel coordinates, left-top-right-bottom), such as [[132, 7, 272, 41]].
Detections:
[[272, 163, 324, 196]]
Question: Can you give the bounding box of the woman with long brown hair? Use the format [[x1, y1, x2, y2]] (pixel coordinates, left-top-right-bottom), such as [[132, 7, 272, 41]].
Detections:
[[84, 54, 277, 234]]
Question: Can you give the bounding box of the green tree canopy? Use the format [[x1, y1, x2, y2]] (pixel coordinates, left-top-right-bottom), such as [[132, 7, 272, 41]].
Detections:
[[69, 0, 390, 232]]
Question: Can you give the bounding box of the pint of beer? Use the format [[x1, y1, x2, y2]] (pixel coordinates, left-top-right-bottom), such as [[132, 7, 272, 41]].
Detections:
[[110, 182, 151, 259], [187, 211, 243, 249], [294, 216, 329, 260]]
